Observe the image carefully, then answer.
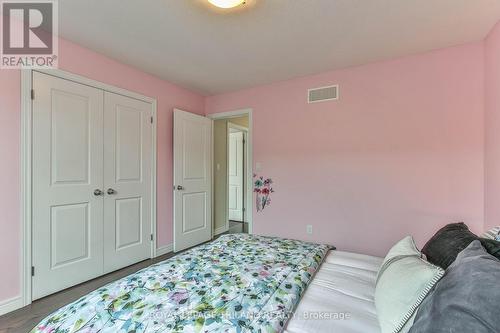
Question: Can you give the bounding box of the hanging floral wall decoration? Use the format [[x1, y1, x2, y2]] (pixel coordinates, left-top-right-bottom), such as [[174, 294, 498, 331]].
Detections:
[[254, 174, 274, 212]]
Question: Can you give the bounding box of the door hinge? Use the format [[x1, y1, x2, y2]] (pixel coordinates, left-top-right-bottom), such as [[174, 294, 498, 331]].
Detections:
[[31, 266, 35, 276], [150, 234, 154, 241], [31, 89, 35, 100], [150, 116, 153, 124], [243, 208, 246, 212]]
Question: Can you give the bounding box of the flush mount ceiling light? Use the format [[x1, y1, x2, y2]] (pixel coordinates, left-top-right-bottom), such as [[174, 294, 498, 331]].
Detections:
[[208, 0, 245, 9]]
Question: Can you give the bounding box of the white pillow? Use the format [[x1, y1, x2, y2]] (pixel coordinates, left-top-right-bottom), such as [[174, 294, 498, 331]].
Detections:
[[377, 236, 421, 282], [375, 236, 444, 333]]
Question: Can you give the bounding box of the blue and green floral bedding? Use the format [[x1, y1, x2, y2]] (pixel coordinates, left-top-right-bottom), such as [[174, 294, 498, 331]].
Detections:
[[31, 234, 330, 333]]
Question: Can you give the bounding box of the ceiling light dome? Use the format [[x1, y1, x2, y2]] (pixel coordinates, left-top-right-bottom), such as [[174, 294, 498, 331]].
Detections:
[[208, 0, 245, 9]]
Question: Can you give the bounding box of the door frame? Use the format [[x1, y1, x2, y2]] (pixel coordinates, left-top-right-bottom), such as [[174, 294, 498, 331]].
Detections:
[[20, 68, 158, 308], [227, 122, 248, 226], [208, 109, 253, 235]]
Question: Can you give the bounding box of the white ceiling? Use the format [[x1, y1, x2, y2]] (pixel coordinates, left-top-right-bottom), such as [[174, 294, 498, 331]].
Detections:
[[59, 0, 500, 95]]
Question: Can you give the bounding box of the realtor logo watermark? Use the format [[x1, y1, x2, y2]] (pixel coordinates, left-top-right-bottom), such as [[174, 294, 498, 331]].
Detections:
[[1, 0, 58, 68]]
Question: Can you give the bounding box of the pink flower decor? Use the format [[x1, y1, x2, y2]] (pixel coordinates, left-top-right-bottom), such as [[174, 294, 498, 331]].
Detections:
[[254, 174, 274, 212]]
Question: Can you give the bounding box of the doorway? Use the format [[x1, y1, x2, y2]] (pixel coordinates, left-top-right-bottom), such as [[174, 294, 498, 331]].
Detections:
[[228, 122, 248, 233], [210, 110, 253, 236]]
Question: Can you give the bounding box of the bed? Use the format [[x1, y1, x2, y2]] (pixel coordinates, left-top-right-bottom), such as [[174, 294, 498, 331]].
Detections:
[[31, 234, 383, 333]]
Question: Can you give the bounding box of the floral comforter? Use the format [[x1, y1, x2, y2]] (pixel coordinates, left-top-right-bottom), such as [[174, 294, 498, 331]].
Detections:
[[32, 234, 330, 333]]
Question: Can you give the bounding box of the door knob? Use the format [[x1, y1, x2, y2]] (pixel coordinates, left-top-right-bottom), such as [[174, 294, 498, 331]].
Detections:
[[93, 189, 104, 196], [107, 188, 117, 195], [177, 185, 185, 191]]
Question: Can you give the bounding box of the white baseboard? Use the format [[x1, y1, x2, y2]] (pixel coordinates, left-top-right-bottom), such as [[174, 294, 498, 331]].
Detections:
[[214, 226, 229, 236], [155, 243, 173, 257], [0, 295, 23, 316]]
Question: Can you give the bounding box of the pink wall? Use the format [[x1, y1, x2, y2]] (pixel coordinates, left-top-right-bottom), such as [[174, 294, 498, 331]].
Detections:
[[206, 43, 485, 256], [485, 22, 500, 231], [0, 38, 204, 302]]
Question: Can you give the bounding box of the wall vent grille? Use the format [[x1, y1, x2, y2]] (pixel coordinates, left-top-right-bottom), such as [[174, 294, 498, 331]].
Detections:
[[308, 85, 339, 103]]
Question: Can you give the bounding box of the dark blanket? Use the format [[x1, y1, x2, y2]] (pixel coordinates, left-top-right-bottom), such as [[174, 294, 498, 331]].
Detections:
[[422, 222, 500, 269]]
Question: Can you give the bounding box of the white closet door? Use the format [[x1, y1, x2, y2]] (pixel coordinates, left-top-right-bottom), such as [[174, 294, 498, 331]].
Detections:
[[103, 92, 152, 273], [32, 72, 104, 300], [173, 109, 212, 252], [228, 131, 244, 222]]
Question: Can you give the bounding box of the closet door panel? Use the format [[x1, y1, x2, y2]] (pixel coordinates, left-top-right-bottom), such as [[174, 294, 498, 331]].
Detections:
[[103, 92, 152, 273], [32, 72, 104, 300]]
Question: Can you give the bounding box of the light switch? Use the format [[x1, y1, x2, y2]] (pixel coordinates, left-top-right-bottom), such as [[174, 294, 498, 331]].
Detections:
[[306, 225, 313, 234]]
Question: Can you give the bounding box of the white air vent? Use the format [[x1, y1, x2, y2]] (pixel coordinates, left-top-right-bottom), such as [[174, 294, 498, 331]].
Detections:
[[308, 85, 339, 103]]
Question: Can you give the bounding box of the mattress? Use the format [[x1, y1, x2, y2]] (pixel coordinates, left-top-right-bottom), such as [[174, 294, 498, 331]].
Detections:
[[285, 250, 383, 333]]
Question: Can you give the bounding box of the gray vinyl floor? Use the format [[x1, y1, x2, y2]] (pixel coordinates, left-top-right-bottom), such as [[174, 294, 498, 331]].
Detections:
[[229, 220, 249, 233]]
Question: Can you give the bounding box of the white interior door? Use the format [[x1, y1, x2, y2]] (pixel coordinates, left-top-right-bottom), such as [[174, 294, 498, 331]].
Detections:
[[228, 130, 244, 222], [32, 72, 104, 300], [173, 109, 212, 252], [103, 92, 153, 273]]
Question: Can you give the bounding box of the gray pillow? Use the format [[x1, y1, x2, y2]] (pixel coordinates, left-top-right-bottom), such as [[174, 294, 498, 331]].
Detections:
[[409, 241, 500, 333]]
